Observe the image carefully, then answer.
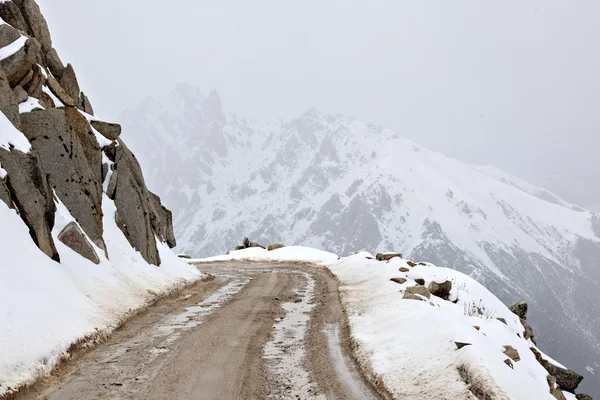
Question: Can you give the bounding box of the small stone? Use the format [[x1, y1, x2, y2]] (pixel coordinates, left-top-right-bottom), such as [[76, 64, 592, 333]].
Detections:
[[504, 359, 514, 369], [455, 342, 471, 350], [406, 261, 416, 267], [415, 278, 425, 286], [399, 267, 410, 272], [473, 325, 480, 331], [376, 252, 402, 261], [503, 345, 521, 362], [390, 277, 407, 284], [497, 317, 507, 325]]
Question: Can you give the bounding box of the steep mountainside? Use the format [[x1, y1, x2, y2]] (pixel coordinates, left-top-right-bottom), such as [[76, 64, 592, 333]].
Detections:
[[122, 84, 600, 397], [0, 2, 199, 394]]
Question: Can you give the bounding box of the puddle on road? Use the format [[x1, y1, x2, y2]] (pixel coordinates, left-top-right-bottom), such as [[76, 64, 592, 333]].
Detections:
[[264, 272, 324, 399]]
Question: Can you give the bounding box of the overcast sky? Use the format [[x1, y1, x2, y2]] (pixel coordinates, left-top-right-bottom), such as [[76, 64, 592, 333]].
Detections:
[[38, 0, 600, 207]]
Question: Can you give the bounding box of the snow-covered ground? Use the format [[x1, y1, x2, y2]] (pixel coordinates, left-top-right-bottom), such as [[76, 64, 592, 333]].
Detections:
[[0, 194, 202, 395], [194, 247, 570, 399]]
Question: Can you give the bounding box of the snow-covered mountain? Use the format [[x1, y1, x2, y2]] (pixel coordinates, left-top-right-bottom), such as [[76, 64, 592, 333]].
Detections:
[[121, 84, 600, 397]]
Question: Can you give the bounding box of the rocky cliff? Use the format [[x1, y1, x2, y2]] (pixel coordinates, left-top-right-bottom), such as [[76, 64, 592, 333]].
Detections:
[[0, 0, 175, 265]]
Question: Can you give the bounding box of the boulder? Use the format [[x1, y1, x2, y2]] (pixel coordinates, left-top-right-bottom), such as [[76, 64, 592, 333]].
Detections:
[[510, 301, 528, 319], [414, 278, 425, 286], [406, 260, 417, 267], [403, 285, 431, 300], [376, 252, 402, 261], [38, 91, 55, 109], [45, 48, 64, 78], [19, 0, 52, 53], [0, 147, 59, 261], [0, 31, 42, 86], [520, 318, 536, 344], [80, 92, 94, 115], [547, 375, 567, 400], [428, 280, 452, 300], [12, 85, 28, 103], [0, 23, 22, 48], [390, 277, 407, 284], [90, 120, 121, 140], [576, 394, 593, 400], [503, 345, 521, 362], [46, 73, 75, 106], [24, 64, 45, 99], [531, 347, 584, 393], [20, 108, 105, 250], [0, 68, 21, 129], [0, 1, 29, 32], [58, 222, 99, 264], [399, 267, 409, 272], [111, 140, 161, 265], [148, 191, 176, 248], [268, 243, 285, 251], [59, 63, 80, 102]]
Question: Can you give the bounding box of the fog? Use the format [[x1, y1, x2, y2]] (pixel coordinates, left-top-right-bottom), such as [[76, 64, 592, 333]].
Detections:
[[38, 0, 600, 207]]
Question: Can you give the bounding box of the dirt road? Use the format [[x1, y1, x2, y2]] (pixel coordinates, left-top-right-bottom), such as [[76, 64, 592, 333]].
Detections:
[[17, 262, 381, 400]]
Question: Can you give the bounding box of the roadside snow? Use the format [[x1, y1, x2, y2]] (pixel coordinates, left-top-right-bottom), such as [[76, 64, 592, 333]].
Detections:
[[0, 195, 202, 395], [194, 247, 562, 399], [193, 245, 339, 264]]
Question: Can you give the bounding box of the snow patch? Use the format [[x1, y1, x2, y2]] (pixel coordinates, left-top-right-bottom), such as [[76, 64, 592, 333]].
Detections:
[[0, 35, 27, 61], [0, 110, 31, 152]]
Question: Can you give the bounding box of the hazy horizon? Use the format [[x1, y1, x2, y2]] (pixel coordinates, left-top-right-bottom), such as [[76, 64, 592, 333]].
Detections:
[[38, 0, 600, 208]]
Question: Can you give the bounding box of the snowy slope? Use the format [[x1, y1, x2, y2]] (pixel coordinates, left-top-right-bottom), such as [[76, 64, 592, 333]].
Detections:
[[122, 84, 600, 397], [0, 193, 201, 395]]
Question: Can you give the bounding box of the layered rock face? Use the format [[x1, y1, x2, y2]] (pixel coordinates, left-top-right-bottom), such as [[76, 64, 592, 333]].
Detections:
[[0, 0, 175, 265]]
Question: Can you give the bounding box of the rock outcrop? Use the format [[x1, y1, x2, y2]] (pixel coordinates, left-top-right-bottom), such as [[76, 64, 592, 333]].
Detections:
[[0, 0, 176, 266]]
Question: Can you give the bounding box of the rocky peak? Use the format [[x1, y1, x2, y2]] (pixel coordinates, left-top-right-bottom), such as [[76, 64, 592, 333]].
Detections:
[[0, 0, 176, 265]]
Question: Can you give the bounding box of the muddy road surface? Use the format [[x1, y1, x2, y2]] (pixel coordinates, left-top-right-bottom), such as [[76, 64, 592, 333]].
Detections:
[[18, 262, 381, 400]]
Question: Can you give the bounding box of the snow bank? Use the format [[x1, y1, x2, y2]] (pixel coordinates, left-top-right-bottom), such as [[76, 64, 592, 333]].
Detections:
[[194, 245, 339, 264], [194, 247, 564, 399], [0, 195, 202, 395]]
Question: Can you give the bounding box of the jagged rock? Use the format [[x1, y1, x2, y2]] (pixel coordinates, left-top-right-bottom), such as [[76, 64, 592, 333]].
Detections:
[[12, 85, 28, 103], [80, 92, 94, 115], [19, 0, 53, 53], [0, 23, 22, 48], [520, 317, 536, 344], [91, 120, 121, 140], [399, 267, 409, 272], [455, 342, 471, 349], [0, 1, 29, 32], [46, 73, 75, 107], [0, 68, 21, 129], [531, 347, 584, 393], [576, 394, 593, 400], [376, 252, 402, 261], [59, 64, 80, 102], [504, 359, 513, 369], [20, 108, 106, 250], [111, 140, 161, 265], [390, 277, 407, 284], [268, 243, 285, 251], [24, 65, 44, 99], [503, 345, 521, 362], [58, 221, 99, 264], [45, 48, 64, 78], [0, 147, 59, 261], [0, 178, 14, 208], [39, 91, 54, 109], [414, 278, 425, 286], [510, 301, 528, 319], [403, 285, 431, 300], [547, 375, 567, 400], [428, 280, 452, 300], [0, 32, 42, 86], [148, 191, 176, 248]]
